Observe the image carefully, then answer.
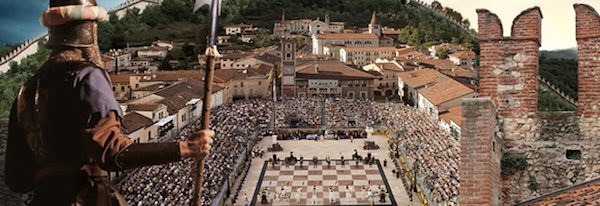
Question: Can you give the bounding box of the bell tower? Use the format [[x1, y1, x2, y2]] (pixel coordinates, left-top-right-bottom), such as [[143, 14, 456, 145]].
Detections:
[[281, 37, 296, 98], [369, 11, 382, 38]]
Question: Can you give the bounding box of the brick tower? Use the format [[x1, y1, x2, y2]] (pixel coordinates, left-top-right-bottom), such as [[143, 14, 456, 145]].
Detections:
[[281, 38, 296, 98]]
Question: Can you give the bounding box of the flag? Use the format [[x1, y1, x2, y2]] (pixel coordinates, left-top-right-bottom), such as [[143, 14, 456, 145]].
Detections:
[[194, 0, 223, 15]]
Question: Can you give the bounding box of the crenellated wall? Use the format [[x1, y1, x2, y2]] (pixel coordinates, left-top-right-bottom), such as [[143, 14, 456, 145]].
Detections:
[[461, 4, 600, 205], [0, 34, 47, 74], [476, 7, 541, 120]]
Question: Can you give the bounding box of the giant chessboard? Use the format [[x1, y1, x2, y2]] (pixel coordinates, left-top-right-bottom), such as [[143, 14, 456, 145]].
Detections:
[[251, 159, 397, 205]]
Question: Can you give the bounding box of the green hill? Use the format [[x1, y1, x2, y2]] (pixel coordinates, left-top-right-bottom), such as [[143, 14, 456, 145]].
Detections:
[[0, 0, 476, 119], [98, 0, 476, 51], [538, 49, 578, 111]]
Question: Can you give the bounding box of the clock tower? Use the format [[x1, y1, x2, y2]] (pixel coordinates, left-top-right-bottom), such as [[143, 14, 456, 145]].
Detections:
[[281, 37, 296, 98]]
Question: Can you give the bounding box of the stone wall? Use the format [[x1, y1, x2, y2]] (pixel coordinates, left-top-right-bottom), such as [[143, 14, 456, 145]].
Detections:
[[499, 112, 600, 204], [462, 4, 600, 205]]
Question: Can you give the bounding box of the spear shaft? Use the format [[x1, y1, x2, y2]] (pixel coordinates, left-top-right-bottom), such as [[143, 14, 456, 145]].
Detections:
[[193, 0, 220, 205]]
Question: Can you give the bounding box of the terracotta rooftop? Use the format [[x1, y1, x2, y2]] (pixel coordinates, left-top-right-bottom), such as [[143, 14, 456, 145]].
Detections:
[[342, 47, 397, 52], [154, 79, 222, 114], [134, 83, 168, 92], [221, 52, 252, 60], [449, 51, 476, 59], [375, 62, 404, 72], [316, 33, 378, 40], [244, 53, 280, 65], [215, 63, 273, 82], [121, 112, 153, 134], [439, 105, 463, 127], [126, 103, 162, 112], [137, 70, 204, 82], [296, 61, 377, 80], [382, 28, 401, 35], [110, 73, 133, 84], [215, 69, 241, 82], [517, 177, 600, 205], [419, 59, 474, 78], [417, 73, 475, 106], [159, 91, 197, 114], [398, 69, 442, 89]]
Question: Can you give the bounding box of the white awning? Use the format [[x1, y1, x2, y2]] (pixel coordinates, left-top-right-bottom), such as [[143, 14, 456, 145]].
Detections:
[[186, 98, 201, 106], [157, 115, 175, 126]]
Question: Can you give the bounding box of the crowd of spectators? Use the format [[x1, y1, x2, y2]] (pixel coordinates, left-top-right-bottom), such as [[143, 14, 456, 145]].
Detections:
[[325, 98, 378, 128], [118, 98, 459, 205], [118, 100, 272, 206], [275, 98, 322, 128], [374, 103, 460, 205]]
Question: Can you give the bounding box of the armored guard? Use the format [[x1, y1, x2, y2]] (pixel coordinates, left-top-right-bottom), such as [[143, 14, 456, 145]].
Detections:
[[4, 0, 213, 205]]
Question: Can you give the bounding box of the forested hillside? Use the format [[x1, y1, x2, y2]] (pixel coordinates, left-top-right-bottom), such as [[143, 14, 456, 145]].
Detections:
[[98, 0, 477, 51], [0, 0, 477, 118], [0, 49, 50, 118], [538, 50, 578, 111]]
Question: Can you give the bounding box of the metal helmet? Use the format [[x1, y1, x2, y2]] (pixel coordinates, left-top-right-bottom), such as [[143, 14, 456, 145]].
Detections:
[[47, 0, 99, 48]]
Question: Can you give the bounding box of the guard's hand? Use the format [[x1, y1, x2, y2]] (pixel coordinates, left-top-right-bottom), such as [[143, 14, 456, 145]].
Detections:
[[180, 130, 215, 160]]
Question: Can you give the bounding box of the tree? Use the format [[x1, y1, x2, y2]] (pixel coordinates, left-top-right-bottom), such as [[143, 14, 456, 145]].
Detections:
[[436, 48, 449, 59], [0, 48, 50, 118]]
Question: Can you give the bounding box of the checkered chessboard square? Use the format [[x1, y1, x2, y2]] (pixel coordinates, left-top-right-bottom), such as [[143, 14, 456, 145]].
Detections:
[[251, 159, 396, 206]]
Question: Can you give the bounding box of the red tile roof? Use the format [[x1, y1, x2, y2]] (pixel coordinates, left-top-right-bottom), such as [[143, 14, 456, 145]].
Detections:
[[110, 73, 133, 84], [417, 73, 474, 106], [137, 70, 205, 82], [121, 112, 153, 134], [449, 51, 476, 59], [214, 64, 273, 82], [296, 61, 377, 80], [134, 83, 168, 92], [126, 103, 162, 112], [439, 105, 463, 127], [398, 69, 441, 89], [375, 63, 404, 72], [517, 177, 600, 205]]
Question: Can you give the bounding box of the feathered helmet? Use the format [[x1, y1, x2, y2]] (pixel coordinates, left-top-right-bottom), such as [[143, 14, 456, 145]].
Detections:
[[41, 0, 108, 47]]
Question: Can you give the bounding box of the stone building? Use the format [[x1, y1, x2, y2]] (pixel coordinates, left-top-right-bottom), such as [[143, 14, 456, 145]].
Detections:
[[459, 4, 600, 205], [311, 33, 379, 56], [339, 47, 397, 66], [274, 12, 345, 36], [293, 61, 377, 99], [362, 62, 405, 97]]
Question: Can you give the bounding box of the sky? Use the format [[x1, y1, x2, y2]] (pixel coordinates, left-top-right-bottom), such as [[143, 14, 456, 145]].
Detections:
[[0, 0, 122, 45], [1, 0, 600, 50], [421, 0, 600, 50]]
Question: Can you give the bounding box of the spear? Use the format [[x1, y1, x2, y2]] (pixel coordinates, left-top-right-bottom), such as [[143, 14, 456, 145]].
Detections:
[[193, 0, 221, 205]]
